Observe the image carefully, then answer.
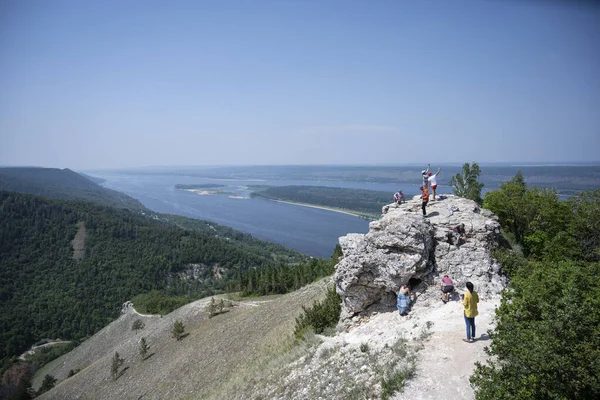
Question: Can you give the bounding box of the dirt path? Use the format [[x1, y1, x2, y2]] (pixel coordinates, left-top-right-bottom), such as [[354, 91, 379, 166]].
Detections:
[[71, 221, 86, 260], [394, 299, 498, 400]]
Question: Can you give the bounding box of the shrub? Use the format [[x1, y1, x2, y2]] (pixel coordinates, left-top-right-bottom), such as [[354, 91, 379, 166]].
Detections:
[[139, 337, 149, 359], [132, 319, 145, 333], [171, 320, 186, 341], [131, 291, 190, 315], [294, 286, 341, 338], [470, 261, 600, 399], [110, 352, 125, 380], [37, 374, 57, 396]]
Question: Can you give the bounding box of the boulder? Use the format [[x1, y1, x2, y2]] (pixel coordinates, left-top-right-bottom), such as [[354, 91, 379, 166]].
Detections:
[[334, 195, 507, 325]]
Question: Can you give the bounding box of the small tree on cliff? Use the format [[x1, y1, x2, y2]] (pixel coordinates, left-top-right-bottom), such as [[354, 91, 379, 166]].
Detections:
[[139, 337, 149, 359], [449, 162, 484, 205], [171, 320, 185, 340], [37, 374, 57, 395], [132, 319, 145, 333], [110, 352, 125, 380]]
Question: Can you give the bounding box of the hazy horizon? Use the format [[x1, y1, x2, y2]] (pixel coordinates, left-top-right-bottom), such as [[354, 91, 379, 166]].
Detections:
[[1, 1, 599, 169]]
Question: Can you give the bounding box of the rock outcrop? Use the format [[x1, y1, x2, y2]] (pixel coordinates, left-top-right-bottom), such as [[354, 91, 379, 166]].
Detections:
[[334, 194, 507, 324]]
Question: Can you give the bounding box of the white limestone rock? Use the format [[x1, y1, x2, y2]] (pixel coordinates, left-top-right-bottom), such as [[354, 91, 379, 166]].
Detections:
[[334, 194, 507, 325]]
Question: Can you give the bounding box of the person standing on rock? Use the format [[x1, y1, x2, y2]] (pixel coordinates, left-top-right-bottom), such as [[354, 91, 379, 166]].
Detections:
[[427, 167, 441, 200], [397, 285, 411, 316], [421, 164, 430, 188], [461, 282, 479, 343], [419, 185, 429, 216]]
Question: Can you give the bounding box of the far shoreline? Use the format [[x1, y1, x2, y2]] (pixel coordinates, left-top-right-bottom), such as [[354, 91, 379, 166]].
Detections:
[[269, 199, 377, 220]]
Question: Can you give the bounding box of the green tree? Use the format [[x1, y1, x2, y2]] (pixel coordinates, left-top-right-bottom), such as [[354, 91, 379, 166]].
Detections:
[[37, 374, 57, 396], [207, 298, 217, 318], [171, 320, 185, 341], [131, 319, 145, 333], [139, 337, 149, 359], [484, 172, 574, 258], [110, 352, 124, 380], [449, 162, 484, 205], [567, 190, 600, 262], [470, 261, 600, 399], [331, 244, 343, 264], [484, 171, 528, 245], [294, 286, 341, 338]]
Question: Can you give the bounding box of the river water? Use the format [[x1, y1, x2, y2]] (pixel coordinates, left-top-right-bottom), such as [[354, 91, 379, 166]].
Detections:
[[90, 165, 599, 258], [93, 172, 376, 257]]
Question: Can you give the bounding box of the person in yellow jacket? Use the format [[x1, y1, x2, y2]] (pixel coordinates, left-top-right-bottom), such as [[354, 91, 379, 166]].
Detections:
[[461, 281, 479, 343]]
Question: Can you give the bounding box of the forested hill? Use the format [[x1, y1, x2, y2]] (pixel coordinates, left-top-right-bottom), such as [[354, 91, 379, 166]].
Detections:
[[250, 185, 391, 217], [0, 167, 142, 209], [0, 191, 307, 369]]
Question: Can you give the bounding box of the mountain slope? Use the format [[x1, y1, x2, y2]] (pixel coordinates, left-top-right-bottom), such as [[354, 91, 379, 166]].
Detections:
[[0, 167, 142, 209], [0, 191, 306, 367], [35, 280, 331, 399]]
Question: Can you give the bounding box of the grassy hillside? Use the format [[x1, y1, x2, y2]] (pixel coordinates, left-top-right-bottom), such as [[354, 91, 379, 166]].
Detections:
[[33, 280, 331, 400], [0, 191, 311, 372], [0, 167, 142, 209]]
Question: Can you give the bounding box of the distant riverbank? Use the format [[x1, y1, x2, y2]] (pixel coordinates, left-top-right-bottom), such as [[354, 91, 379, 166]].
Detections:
[[270, 199, 378, 220]]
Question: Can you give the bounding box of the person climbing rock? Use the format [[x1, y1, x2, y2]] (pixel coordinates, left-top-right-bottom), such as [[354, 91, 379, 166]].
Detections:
[[393, 190, 405, 206], [447, 223, 467, 245], [440, 275, 454, 303], [420, 185, 429, 216], [461, 281, 479, 343]]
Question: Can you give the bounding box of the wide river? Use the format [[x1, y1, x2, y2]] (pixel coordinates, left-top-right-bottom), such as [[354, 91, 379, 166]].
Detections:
[[93, 173, 390, 257], [90, 165, 599, 258]]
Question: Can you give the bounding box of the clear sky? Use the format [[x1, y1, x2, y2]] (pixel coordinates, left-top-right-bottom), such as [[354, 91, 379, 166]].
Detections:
[[1, 0, 599, 169]]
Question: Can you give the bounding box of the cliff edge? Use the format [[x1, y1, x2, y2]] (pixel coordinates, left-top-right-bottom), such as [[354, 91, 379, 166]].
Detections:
[[334, 194, 507, 326]]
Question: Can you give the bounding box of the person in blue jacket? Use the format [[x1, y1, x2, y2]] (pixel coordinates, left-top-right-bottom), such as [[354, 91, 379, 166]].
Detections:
[[397, 285, 411, 316]]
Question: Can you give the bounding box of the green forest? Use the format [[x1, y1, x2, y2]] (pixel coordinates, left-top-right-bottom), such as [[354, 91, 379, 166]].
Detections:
[[470, 174, 600, 399], [250, 185, 392, 216], [0, 168, 143, 210], [0, 191, 311, 372]]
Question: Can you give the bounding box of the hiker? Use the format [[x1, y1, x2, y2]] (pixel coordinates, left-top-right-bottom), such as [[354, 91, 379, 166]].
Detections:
[[419, 185, 429, 216], [427, 168, 441, 200], [440, 275, 454, 303], [447, 223, 467, 245], [461, 281, 479, 343], [393, 190, 405, 206], [421, 164, 430, 188], [397, 285, 411, 316]]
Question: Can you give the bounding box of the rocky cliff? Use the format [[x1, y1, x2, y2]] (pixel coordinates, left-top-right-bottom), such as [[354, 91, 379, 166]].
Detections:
[[334, 195, 507, 325]]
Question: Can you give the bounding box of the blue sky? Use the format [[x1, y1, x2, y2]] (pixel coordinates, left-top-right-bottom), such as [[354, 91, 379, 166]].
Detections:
[[1, 0, 599, 169]]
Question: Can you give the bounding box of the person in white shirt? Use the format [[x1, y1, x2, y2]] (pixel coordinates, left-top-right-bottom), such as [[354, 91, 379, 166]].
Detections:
[[427, 168, 441, 200]]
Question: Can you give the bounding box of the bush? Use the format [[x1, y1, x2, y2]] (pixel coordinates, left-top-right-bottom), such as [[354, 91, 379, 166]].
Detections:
[[171, 320, 186, 341], [294, 286, 341, 338], [470, 261, 600, 399], [131, 291, 190, 315]]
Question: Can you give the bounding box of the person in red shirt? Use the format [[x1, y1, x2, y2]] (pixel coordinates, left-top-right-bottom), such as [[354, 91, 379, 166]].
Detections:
[[420, 185, 429, 216], [440, 275, 454, 303]]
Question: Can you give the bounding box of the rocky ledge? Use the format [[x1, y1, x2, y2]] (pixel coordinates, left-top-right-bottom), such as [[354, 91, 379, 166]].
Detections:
[[334, 194, 507, 325]]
